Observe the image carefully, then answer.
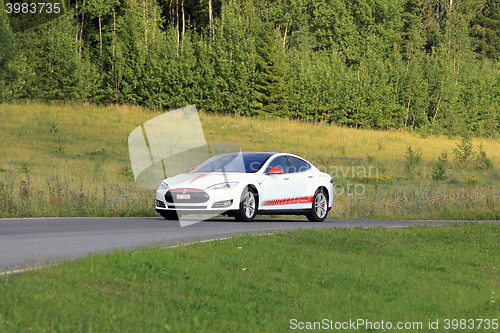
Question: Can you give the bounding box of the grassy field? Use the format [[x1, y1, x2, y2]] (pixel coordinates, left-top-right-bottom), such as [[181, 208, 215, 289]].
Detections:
[[0, 224, 499, 332], [1, 101, 500, 219]]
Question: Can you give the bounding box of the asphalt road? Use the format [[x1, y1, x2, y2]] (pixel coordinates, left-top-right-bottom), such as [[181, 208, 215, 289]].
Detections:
[[1, 217, 499, 272]]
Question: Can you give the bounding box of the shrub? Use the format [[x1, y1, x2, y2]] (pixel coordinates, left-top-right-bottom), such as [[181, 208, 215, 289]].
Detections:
[[377, 139, 384, 150], [49, 121, 59, 134], [55, 144, 65, 155], [432, 151, 448, 181], [474, 144, 493, 169], [404, 145, 422, 177], [452, 136, 474, 162]]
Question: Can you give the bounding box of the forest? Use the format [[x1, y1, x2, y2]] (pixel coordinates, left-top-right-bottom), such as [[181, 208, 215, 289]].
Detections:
[[1, 0, 500, 135]]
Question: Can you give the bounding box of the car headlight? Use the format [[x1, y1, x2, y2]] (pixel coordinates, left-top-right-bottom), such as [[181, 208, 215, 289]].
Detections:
[[207, 182, 239, 190], [158, 181, 169, 191]]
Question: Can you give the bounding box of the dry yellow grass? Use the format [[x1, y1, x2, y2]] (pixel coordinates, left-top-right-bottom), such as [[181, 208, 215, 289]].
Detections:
[[200, 111, 500, 166], [1, 102, 499, 219]]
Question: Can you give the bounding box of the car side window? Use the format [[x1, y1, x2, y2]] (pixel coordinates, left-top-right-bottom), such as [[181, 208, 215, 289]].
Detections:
[[286, 156, 311, 173], [265, 156, 288, 173]]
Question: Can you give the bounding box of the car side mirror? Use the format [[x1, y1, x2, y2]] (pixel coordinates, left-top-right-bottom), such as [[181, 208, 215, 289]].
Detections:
[[267, 167, 284, 175], [188, 167, 195, 173]]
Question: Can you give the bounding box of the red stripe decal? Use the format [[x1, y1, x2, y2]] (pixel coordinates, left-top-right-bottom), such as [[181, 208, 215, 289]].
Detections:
[[263, 196, 313, 206], [299, 196, 313, 203], [189, 173, 223, 184]]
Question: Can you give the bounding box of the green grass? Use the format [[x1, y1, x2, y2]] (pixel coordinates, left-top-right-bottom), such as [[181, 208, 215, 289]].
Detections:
[[1, 101, 500, 219], [1, 224, 499, 332]]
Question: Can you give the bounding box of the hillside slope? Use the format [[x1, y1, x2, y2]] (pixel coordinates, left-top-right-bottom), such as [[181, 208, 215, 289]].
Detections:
[[1, 102, 499, 219]]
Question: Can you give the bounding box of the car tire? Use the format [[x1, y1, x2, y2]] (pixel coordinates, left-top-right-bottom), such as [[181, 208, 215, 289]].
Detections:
[[306, 188, 328, 222], [160, 211, 179, 220], [234, 187, 258, 222]]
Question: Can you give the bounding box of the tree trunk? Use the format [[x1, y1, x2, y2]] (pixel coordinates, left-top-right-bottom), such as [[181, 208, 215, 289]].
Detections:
[[405, 91, 412, 127], [181, 0, 185, 51], [436, 0, 440, 26], [112, 7, 116, 72], [209, 0, 213, 39], [99, 8, 103, 62], [113, 6, 117, 102], [283, 26, 288, 48], [144, 0, 148, 51], [433, 97, 441, 121], [169, 0, 173, 27], [152, 1, 157, 43], [176, 0, 179, 55], [75, 0, 79, 43], [79, 0, 85, 56]]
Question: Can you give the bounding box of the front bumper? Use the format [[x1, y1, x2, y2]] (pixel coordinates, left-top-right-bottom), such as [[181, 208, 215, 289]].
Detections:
[[155, 187, 241, 213]]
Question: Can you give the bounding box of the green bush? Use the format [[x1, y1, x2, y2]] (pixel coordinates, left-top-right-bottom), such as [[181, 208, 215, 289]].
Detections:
[[452, 136, 474, 162], [404, 145, 422, 177], [432, 151, 448, 181], [474, 144, 493, 169]]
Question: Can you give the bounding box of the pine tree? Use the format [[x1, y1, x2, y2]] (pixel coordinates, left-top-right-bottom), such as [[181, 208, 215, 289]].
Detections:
[[0, 6, 17, 80], [432, 151, 448, 181], [400, 0, 425, 60], [470, 0, 500, 61], [252, 21, 287, 116]]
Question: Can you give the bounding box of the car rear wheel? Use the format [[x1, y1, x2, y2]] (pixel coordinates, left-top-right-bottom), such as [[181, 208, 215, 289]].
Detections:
[[160, 211, 179, 220], [234, 187, 258, 222], [306, 188, 328, 222]]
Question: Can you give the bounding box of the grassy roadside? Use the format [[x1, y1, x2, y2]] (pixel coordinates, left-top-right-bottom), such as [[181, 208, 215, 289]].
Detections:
[[1, 224, 499, 332], [1, 101, 500, 219], [0, 102, 155, 217]]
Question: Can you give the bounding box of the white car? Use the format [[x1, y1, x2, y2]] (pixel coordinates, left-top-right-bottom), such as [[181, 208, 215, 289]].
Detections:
[[155, 152, 333, 222]]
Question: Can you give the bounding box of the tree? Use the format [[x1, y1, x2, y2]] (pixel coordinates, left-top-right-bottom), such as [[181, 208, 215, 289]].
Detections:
[[399, 0, 425, 59], [85, 0, 114, 62], [194, 0, 258, 115], [432, 151, 448, 181], [470, 0, 500, 60], [33, 13, 98, 101], [252, 21, 287, 116], [0, 6, 17, 80]]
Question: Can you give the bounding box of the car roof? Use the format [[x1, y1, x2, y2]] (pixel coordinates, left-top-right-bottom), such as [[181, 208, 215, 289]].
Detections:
[[214, 151, 277, 157], [212, 151, 310, 159], [241, 151, 304, 158], [241, 151, 278, 155]]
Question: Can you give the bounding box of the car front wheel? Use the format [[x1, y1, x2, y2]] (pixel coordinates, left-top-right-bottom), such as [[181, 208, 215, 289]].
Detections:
[[306, 188, 328, 222], [234, 187, 258, 222]]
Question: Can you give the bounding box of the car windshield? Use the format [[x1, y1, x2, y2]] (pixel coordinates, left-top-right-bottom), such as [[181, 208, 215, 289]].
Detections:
[[193, 153, 273, 173]]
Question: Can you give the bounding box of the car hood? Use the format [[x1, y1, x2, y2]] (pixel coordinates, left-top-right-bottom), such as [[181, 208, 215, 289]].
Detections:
[[166, 172, 251, 190]]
